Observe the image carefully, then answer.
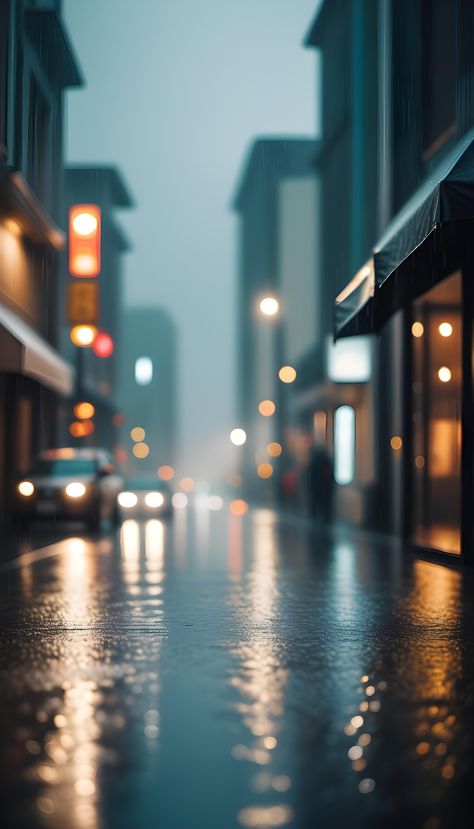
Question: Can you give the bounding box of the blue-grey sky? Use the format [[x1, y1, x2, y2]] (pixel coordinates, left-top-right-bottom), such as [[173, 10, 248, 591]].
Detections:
[[64, 0, 321, 481]]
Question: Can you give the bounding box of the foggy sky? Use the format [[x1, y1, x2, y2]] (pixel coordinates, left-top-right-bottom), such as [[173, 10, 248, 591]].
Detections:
[[64, 0, 321, 482]]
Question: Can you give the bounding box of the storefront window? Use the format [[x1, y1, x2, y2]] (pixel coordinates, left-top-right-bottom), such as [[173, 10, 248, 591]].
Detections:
[[410, 271, 461, 554], [334, 405, 355, 485]]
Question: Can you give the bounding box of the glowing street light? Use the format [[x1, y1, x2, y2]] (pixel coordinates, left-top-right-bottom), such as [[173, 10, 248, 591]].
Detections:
[[230, 428, 247, 446], [259, 296, 279, 317], [70, 324, 97, 347], [69, 204, 101, 277]]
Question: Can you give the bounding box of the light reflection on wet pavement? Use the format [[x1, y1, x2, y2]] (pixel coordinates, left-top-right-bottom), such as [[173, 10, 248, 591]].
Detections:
[[0, 508, 473, 829]]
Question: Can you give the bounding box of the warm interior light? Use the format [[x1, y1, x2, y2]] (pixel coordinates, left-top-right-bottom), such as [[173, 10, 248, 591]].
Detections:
[[70, 325, 97, 347], [411, 321, 424, 338], [72, 212, 98, 237], [18, 481, 34, 497], [69, 204, 101, 277], [145, 491, 164, 508], [133, 442, 149, 459], [438, 322, 453, 337], [230, 428, 247, 446], [74, 402, 95, 420], [259, 297, 279, 317], [258, 400, 276, 417], [278, 365, 297, 383], [130, 427, 145, 442], [438, 366, 452, 383], [65, 482, 86, 498], [118, 491, 138, 508], [390, 435, 403, 451], [4, 218, 22, 236]]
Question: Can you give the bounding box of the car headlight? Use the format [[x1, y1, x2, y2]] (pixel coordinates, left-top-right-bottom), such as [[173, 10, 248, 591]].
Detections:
[[145, 491, 164, 508], [118, 491, 138, 508], [18, 481, 35, 497], [65, 482, 87, 499]]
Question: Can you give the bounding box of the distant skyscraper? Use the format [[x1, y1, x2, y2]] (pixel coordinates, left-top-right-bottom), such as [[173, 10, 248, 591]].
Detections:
[[121, 308, 178, 475]]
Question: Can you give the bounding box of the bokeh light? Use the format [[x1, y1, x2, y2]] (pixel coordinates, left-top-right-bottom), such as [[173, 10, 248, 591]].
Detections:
[[439, 322, 453, 337], [438, 366, 452, 383], [411, 321, 424, 337], [69, 421, 95, 438], [180, 477, 195, 492], [230, 428, 247, 446], [158, 465, 174, 480], [230, 499, 249, 516], [74, 401, 95, 420], [278, 365, 297, 383], [208, 495, 224, 511], [92, 331, 114, 358], [257, 463, 273, 479], [133, 442, 150, 459], [70, 324, 97, 347], [390, 435, 403, 450], [172, 492, 188, 509], [266, 442, 282, 457], [258, 399, 276, 417], [130, 427, 145, 442], [259, 296, 279, 317]]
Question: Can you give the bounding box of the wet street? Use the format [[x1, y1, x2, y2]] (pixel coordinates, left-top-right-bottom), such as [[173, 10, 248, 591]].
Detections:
[[0, 508, 473, 829]]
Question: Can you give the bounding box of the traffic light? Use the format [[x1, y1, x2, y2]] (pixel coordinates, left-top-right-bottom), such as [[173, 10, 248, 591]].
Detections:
[[69, 204, 101, 277]]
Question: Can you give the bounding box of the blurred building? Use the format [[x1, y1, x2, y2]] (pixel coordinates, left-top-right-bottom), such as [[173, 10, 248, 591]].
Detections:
[[233, 138, 318, 502], [308, 0, 474, 561], [57, 166, 133, 456], [0, 0, 80, 525], [120, 307, 178, 477]]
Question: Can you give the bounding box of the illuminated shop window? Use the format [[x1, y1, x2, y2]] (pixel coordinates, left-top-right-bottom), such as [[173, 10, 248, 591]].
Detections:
[[135, 356, 153, 385], [334, 405, 355, 485]]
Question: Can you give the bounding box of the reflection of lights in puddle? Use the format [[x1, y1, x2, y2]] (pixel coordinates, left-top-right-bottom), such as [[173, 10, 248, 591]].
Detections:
[[343, 672, 388, 791], [237, 804, 294, 827]]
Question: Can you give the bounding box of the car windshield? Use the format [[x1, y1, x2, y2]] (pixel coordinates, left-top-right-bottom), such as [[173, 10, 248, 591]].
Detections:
[[126, 479, 165, 491], [29, 460, 97, 477]]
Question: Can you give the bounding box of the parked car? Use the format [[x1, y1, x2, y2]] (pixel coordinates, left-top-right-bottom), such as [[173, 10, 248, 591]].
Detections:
[[15, 448, 124, 531], [117, 477, 173, 518]]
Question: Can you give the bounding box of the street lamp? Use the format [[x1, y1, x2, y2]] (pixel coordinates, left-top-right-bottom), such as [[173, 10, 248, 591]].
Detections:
[[259, 296, 279, 317], [70, 324, 97, 347], [230, 428, 247, 446]]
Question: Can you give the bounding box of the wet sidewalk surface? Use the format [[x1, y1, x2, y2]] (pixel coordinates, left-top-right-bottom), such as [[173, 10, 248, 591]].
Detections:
[[0, 509, 473, 829]]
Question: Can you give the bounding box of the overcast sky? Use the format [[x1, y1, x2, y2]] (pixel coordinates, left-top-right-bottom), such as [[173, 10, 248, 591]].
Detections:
[[64, 0, 321, 482]]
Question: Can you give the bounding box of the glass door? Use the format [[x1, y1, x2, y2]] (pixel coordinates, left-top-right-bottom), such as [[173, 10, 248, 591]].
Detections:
[[410, 271, 462, 555]]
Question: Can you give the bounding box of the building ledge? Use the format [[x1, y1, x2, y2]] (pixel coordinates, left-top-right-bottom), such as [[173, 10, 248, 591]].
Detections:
[[0, 169, 65, 250]]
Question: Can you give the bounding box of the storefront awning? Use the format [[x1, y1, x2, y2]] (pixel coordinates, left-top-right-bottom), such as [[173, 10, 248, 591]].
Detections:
[[335, 127, 474, 339], [0, 304, 74, 396], [335, 259, 375, 337]]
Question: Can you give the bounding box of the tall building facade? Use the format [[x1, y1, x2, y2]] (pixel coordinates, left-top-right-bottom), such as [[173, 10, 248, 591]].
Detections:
[[233, 138, 318, 501], [120, 307, 178, 477], [310, 0, 474, 561], [0, 0, 80, 528], [57, 166, 133, 455]]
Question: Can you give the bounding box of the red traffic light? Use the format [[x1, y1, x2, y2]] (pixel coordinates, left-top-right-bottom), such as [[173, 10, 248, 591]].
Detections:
[[93, 331, 114, 358]]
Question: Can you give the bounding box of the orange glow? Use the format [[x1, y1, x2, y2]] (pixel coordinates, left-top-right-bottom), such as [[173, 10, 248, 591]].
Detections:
[[438, 322, 453, 337], [180, 477, 195, 492], [390, 435, 403, 451], [230, 499, 249, 516], [130, 427, 145, 442], [278, 365, 297, 383], [69, 205, 101, 277], [4, 218, 22, 236], [258, 399, 276, 417], [438, 366, 452, 383], [257, 463, 273, 479], [74, 402, 95, 420], [158, 465, 174, 481], [69, 421, 95, 438], [133, 442, 149, 459], [266, 442, 282, 457], [412, 321, 424, 337], [70, 324, 97, 347]]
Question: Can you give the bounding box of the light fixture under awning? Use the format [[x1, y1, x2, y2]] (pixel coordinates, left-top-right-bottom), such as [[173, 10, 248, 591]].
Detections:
[[0, 304, 74, 395], [335, 126, 474, 339]]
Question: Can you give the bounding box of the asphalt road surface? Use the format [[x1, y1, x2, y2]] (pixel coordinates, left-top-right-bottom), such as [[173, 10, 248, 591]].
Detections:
[[0, 507, 473, 829]]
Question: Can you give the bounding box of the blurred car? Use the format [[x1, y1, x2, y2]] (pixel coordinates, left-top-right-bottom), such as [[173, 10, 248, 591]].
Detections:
[[117, 478, 172, 518], [15, 448, 124, 530]]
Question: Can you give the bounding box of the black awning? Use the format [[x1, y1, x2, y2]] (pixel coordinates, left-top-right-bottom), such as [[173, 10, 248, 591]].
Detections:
[[334, 259, 375, 339], [334, 128, 474, 339]]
